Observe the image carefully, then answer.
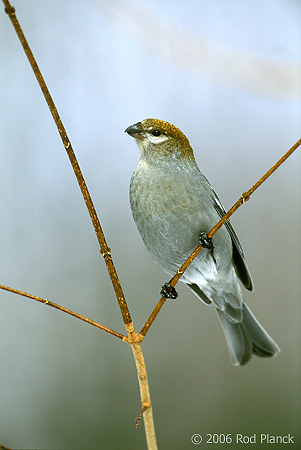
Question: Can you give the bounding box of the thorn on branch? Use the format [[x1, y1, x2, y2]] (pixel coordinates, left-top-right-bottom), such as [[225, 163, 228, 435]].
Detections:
[[135, 403, 150, 429]]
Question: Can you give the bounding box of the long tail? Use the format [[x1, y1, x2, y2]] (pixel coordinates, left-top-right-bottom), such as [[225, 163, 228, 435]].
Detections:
[[216, 304, 280, 365]]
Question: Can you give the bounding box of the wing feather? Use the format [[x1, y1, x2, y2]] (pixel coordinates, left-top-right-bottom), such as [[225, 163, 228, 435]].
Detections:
[[213, 197, 253, 291]]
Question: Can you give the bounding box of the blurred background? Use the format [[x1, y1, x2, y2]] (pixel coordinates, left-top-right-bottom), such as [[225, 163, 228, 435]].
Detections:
[[0, 0, 300, 448]]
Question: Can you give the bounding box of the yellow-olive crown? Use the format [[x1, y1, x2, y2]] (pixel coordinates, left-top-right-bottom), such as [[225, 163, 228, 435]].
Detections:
[[125, 118, 196, 162]]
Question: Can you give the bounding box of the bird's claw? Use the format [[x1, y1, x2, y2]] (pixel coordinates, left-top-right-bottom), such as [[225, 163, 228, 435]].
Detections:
[[199, 232, 214, 251], [160, 282, 178, 299]]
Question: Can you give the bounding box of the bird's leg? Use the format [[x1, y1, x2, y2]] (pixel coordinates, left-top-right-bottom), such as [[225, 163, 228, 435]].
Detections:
[[160, 282, 178, 299], [199, 232, 216, 263]]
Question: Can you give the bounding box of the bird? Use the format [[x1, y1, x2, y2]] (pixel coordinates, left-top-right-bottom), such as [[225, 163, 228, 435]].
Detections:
[[125, 118, 280, 365]]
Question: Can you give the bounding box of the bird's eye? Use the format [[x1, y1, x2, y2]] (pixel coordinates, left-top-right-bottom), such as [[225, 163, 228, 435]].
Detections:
[[152, 130, 161, 136]]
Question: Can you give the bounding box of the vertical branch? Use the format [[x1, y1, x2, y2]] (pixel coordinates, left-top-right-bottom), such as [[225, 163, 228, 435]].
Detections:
[[3, 2, 158, 448], [131, 341, 157, 449]]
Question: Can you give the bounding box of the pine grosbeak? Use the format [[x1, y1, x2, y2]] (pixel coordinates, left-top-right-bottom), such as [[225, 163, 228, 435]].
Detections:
[[126, 118, 279, 365]]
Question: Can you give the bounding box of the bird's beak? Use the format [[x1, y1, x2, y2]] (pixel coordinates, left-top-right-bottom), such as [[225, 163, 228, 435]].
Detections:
[[125, 122, 144, 140]]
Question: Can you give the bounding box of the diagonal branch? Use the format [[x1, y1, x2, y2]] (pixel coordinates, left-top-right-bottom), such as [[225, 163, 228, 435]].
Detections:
[[3, 0, 132, 327], [3, 2, 157, 448], [0, 444, 13, 450], [0, 284, 127, 340], [139, 137, 301, 337]]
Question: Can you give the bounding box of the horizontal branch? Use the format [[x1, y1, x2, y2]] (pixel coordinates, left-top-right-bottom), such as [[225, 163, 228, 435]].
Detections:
[[0, 284, 126, 341], [139, 137, 301, 337]]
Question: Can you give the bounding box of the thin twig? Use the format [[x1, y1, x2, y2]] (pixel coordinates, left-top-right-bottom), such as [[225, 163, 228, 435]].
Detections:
[[0, 444, 13, 450], [139, 138, 301, 337], [0, 284, 126, 340], [136, 404, 150, 429], [139, 298, 167, 338], [2, 0, 132, 327], [3, 2, 158, 448]]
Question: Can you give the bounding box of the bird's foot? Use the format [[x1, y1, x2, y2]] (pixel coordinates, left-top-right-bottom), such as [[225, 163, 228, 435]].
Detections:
[[199, 232, 214, 251], [199, 232, 216, 263], [160, 282, 178, 300]]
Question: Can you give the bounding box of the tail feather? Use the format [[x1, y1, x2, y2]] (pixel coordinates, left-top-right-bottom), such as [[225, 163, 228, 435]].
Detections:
[[243, 305, 280, 358], [217, 304, 280, 366]]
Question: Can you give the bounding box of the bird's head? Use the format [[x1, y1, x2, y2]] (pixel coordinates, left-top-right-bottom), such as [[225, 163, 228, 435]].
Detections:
[[125, 119, 196, 164]]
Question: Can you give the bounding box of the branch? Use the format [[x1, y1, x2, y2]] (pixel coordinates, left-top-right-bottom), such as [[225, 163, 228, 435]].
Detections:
[[139, 138, 301, 337], [130, 343, 156, 445], [3, 0, 132, 327], [3, 2, 158, 448], [0, 444, 13, 450], [0, 284, 126, 340]]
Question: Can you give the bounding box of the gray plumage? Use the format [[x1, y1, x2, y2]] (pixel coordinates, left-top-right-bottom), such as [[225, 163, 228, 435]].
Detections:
[[126, 118, 279, 365]]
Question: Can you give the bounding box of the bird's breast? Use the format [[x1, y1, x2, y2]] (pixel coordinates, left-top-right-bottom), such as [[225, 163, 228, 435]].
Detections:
[[129, 162, 217, 271]]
